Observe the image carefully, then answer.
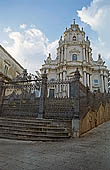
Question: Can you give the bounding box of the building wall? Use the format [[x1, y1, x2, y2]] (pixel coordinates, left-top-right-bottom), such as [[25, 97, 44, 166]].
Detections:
[[0, 45, 24, 81], [108, 70, 110, 92]]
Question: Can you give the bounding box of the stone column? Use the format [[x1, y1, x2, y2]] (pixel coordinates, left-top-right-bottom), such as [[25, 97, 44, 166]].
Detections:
[[83, 71, 86, 87], [90, 74, 92, 92], [63, 71, 66, 97], [0, 80, 5, 115], [63, 71, 66, 80], [61, 47, 63, 62], [60, 72, 62, 80], [64, 45, 67, 61], [67, 84, 69, 98], [87, 73, 90, 87], [83, 47, 86, 60], [101, 74, 104, 93], [56, 73, 59, 80], [86, 48, 88, 62], [104, 76, 108, 93], [38, 73, 47, 118]]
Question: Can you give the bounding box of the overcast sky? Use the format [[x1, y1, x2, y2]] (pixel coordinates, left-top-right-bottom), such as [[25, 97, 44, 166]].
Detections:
[[0, 0, 110, 73]]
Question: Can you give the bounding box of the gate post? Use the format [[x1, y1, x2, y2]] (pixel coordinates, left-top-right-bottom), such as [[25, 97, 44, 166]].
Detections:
[[0, 80, 4, 115], [70, 68, 80, 137], [38, 72, 47, 118]]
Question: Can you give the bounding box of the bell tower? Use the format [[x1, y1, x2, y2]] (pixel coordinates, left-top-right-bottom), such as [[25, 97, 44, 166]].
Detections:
[[57, 19, 92, 65]]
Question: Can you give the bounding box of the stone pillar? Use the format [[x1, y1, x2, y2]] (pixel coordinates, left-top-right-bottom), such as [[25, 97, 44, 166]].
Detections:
[[73, 68, 80, 119], [83, 48, 86, 60], [61, 47, 63, 62], [57, 73, 59, 80], [70, 68, 80, 137], [38, 73, 47, 118], [87, 73, 90, 87], [101, 75, 104, 93], [83, 71, 86, 87], [63, 71, 66, 97], [86, 48, 88, 62], [0, 80, 4, 114], [90, 74, 92, 92], [63, 71, 66, 80], [58, 84, 60, 97], [104, 76, 108, 93], [60, 72, 62, 80], [64, 45, 67, 61], [67, 84, 69, 98]]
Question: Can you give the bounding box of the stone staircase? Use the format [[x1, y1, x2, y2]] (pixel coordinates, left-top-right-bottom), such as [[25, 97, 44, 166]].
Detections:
[[0, 117, 71, 141]]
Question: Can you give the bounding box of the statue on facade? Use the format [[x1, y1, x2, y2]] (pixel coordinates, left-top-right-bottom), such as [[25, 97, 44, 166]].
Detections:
[[97, 54, 104, 65], [44, 53, 52, 64]]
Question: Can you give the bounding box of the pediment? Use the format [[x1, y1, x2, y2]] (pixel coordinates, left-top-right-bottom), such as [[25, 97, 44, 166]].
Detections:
[[69, 48, 80, 54]]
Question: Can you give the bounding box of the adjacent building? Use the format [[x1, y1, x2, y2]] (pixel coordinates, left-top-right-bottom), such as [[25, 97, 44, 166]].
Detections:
[[0, 45, 24, 81], [108, 70, 110, 93], [41, 19, 109, 96]]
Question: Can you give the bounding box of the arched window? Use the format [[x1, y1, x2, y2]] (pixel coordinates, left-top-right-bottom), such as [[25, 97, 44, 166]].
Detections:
[[72, 54, 77, 61], [49, 89, 55, 98], [50, 78, 55, 81], [94, 79, 98, 84], [73, 36, 76, 41], [4, 65, 9, 76]]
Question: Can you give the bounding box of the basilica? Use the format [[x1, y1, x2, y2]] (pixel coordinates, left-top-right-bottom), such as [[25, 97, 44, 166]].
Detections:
[[41, 20, 108, 95]]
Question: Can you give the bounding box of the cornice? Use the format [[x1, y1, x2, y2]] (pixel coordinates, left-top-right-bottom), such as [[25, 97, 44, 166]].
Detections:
[[0, 45, 24, 70]]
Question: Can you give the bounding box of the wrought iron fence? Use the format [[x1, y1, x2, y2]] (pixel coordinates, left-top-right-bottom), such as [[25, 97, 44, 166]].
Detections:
[[0, 70, 42, 117], [0, 68, 82, 119]]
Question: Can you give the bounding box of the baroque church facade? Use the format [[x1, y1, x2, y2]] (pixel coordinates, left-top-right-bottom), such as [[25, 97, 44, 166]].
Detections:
[[41, 20, 108, 96]]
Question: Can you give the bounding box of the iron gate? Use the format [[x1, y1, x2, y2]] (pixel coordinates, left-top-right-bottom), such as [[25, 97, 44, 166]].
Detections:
[[0, 70, 41, 117], [0, 68, 81, 119]]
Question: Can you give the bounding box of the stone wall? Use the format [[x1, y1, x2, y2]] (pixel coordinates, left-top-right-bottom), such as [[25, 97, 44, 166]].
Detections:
[[45, 98, 74, 119], [80, 102, 110, 135]]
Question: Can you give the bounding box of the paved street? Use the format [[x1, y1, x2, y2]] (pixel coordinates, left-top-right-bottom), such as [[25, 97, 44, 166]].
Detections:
[[0, 121, 110, 170]]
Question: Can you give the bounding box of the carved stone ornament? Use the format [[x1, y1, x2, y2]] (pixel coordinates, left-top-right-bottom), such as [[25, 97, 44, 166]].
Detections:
[[69, 48, 80, 54]]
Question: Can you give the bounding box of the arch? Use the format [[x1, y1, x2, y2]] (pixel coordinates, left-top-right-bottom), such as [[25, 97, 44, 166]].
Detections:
[[73, 36, 76, 41], [72, 54, 77, 61]]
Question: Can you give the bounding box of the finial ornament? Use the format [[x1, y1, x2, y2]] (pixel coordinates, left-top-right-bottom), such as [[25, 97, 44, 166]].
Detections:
[[49, 53, 51, 58], [98, 54, 101, 59], [86, 36, 88, 40], [44, 69, 46, 74], [73, 19, 75, 25]]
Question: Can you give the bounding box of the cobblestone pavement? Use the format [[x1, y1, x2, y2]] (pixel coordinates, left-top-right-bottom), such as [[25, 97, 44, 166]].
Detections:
[[0, 121, 110, 170]]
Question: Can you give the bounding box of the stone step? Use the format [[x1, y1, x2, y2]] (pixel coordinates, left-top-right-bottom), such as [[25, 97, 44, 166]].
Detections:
[[0, 131, 70, 140], [0, 117, 71, 125], [0, 120, 58, 128], [0, 135, 69, 142], [0, 117, 71, 141], [0, 124, 66, 132], [0, 117, 52, 124], [0, 127, 69, 136]]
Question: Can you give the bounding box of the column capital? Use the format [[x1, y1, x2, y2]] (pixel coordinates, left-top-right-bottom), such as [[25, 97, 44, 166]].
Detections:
[[83, 69, 87, 72]]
